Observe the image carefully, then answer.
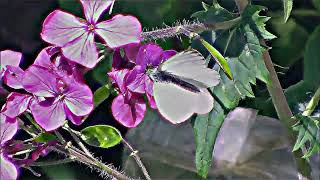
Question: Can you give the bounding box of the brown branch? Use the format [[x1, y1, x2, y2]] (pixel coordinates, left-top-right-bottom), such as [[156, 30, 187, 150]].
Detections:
[[261, 41, 312, 179]]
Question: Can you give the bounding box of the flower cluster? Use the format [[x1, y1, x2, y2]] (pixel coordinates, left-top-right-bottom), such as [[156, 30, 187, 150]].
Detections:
[[109, 43, 176, 127], [0, 0, 142, 179]]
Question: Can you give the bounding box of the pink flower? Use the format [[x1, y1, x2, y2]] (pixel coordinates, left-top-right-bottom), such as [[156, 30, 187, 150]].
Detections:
[[108, 43, 176, 127], [22, 64, 93, 131], [0, 113, 19, 180], [1, 92, 32, 119], [0, 50, 24, 89], [108, 69, 146, 128], [34, 47, 85, 83], [123, 44, 176, 109], [41, 0, 142, 68]]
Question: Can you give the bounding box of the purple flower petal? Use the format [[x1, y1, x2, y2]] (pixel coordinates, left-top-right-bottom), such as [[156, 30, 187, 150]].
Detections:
[[124, 43, 140, 62], [145, 77, 154, 96], [35, 48, 85, 83], [1, 93, 32, 119], [162, 50, 177, 60], [46, 46, 61, 56], [33, 48, 54, 69], [112, 50, 125, 70], [108, 69, 130, 94], [136, 44, 163, 68], [80, 0, 115, 23], [111, 94, 146, 128], [64, 106, 83, 125], [144, 78, 157, 109], [0, 153, 18, 180], [41, 10, 87, 47], [0, 113, 18, 145], [0, 50, 22, 71], [22, 65, 57, 97], [30, 98, 66, 131], [54, 56, 85, 83], [126, 67, 146, 94], [61, 33, 99, 68], [64, 82, 93, 116], [95, 14, 141, 48], [146, 92, 157, 109], [2, 66, 24, 89]]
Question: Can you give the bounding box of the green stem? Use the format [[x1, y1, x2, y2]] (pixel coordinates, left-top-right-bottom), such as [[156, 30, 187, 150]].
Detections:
[[122, 139, 151, 180], [261, 41, 312, 179], [24, 113, 43, 132], [234, 0, 248, 13], [231, 0, 312, 177], [63, 124, 93, 158], [30, 158, 75, 167], [18, 119, 37, 137], [302, 87, 320, 116], [53, 144, 131, 180], [141, 17, 241, 41]]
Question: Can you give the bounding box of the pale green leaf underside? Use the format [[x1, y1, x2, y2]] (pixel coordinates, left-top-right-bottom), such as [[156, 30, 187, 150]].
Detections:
[[283, 0, 293, 23], [81, 125, 122, 149]]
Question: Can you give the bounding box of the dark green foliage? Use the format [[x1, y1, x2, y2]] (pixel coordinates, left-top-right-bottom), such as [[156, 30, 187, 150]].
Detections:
[[292, 114, 320, 158]]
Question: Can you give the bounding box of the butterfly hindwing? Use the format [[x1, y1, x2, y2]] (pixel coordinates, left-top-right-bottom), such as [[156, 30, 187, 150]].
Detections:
[[153, 81, 214, 124]]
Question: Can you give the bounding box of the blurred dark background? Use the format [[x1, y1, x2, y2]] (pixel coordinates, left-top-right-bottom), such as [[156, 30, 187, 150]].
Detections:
[[0, 0, 319, 179]]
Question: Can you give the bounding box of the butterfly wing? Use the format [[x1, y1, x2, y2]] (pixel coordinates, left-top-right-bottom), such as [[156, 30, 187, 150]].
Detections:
[[160, 50, 220, 88], [153, 81, 213, 124]]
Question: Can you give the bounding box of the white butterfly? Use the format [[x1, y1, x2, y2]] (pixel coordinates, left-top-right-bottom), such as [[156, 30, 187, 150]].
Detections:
[[149, 50, 220, 124]]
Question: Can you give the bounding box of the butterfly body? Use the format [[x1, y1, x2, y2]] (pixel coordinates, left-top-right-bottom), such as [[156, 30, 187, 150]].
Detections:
[[150, 70, 201, 93], [149, 50, 220, 124]]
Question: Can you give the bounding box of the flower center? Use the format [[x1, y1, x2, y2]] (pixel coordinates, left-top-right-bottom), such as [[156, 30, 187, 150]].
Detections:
[[87, 24, 95, 32], [56, 78, 68, 94], [57, 94, 66, 101]]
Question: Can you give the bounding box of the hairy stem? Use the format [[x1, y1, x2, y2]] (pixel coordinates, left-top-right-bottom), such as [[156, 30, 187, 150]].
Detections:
[[30, 158, 75, 167], [302, 86, 320, 116], [141, 17, 241, 41], [122, 139, 151, 180], [234, 0, 248, 13], [63, 124, 93, 158], [53, 144, 131, 180], [261, 41, 312, 179]]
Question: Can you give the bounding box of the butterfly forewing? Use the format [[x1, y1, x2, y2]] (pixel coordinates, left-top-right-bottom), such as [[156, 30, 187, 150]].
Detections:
[[160, 50, 220, 88]]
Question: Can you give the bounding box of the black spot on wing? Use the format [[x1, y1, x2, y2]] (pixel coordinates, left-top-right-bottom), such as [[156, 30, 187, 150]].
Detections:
[[150, 71, 200, 93]]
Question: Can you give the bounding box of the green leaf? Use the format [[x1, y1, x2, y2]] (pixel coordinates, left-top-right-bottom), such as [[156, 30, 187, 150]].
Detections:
[[242, 5, 277, 40], [34, 133, 57, 143], [192, 101, 225, 178], [80, 125, 122, 148], [211, 27, 246, 57], [58, 0, 82, 17], [242, 25, 271, 84], [90, 52, 113, 85], [195, 3, 271, 109], [313, 0, 320, 13], [292, 114, 320, 158], [193, 1, 245, 57], [200, 39, 233, 79], [93, 84, 111, 108], [283, 0, 293, 23], [212, 25, 271, 109], [191, 1, 237, 24], [269, 18, 309, 67], [285, 81, 315, 114], [213, 69, 241, 109], [304, 25, 320, 89]]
